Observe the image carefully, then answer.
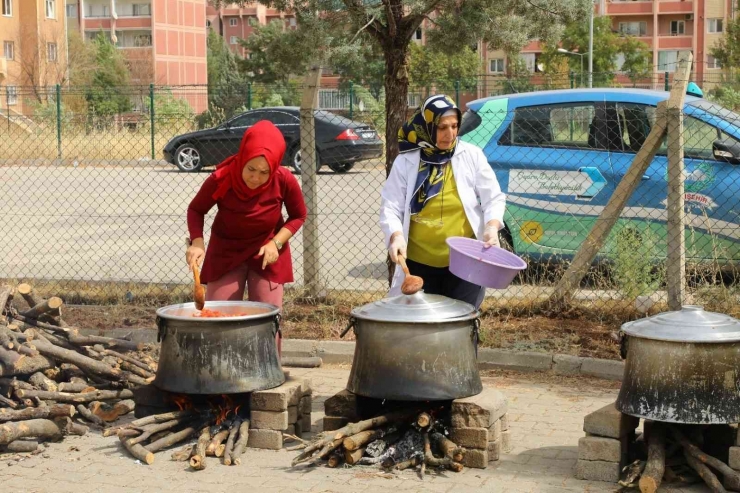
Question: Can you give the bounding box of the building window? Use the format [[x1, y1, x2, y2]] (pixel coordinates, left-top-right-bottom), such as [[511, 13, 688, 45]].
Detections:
[[707, 55, 721, 69], [3, 41, 13, 60], [415, 28, 422, 40], [520, 53, 536, 73], [132, 3, 150, 16], [206, 19, 211, 27], [86, 4, 109, 18], [66, 3, 77, 17], [46, 0, 56, 18], [47, 42, 58, 61], [489, 58, 505, 74], [2, 0, 11, 16], [658, 50, 683, 72], [670, 20, 685, 36], [229, 18, 238, 26], [230, 36, 238, 44], [289, 17, 296, 27], [708, 18, 723, 33], [6, 86, 17, 105], [619, 21, 647, 36], [134, 34, 152, 47]]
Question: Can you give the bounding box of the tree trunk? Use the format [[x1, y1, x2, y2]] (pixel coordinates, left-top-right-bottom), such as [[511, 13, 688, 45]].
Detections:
[[383, 43, 410, 176]]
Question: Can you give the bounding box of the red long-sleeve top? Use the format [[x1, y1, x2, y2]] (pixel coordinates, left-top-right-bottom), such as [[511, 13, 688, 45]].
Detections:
[[187, 166, 307, 284]]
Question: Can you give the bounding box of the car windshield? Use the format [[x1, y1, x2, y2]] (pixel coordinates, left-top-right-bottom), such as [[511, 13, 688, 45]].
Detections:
[[688, 100, 740, 126]]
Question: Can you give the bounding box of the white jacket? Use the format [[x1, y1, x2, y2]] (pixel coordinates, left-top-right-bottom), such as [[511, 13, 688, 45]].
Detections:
[[379, 140, 507, 296]]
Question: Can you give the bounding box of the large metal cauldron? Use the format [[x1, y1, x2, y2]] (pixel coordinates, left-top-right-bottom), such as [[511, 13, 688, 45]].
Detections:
[[342, 292, 482, 401], [616, 305, 740, 424], [154, 301, 284, 394]]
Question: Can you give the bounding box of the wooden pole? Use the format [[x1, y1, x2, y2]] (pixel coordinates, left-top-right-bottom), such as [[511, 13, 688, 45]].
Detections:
[[551, 53, 693, 303], [300, 64, 326, 300], [666, 52, 692, 310]]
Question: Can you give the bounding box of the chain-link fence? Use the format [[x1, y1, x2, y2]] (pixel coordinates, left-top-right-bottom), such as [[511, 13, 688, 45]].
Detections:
[[0, 75, 738, 325]]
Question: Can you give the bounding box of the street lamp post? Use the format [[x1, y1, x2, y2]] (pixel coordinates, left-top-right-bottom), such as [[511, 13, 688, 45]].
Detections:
[[557, 48, 586, 87]]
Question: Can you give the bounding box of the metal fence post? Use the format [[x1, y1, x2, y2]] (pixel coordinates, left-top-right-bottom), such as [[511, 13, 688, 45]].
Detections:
[[348, 81, 354, 119], [149, 83, 155, 160], [56, 84, 62, 160], [454, 80, 460, 107], [570, 71, 575, 89], [247, 82, 252, 110], [664, 71, 670, 92], [5, 88, 9, 132]]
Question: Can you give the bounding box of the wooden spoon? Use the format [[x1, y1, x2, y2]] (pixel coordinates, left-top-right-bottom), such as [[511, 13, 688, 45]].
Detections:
[[193, 264, 206, 310], [397, 255, 424, 295]]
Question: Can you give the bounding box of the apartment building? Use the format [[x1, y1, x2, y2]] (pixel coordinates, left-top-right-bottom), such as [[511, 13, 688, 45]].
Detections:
[[480, 0, 733, 91], [206, 2, 296, 59], [66, 0, 208, 109], [1, 0, 68, 115]]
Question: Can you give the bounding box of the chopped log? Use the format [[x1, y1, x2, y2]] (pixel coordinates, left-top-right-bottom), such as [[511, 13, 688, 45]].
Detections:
[[684, 450, 727, 493], [90, 399, 135, 422], [29, 340, 122, 380], [417, 413, 431, 429], [120, 434, 155, 465], [280, 356, 322, 368], [119, 362, 152, 379], [344, 430, 379, 451], [129, 409, 195, 428], [76, 404, 105, 427], [0, 418, 63, 444], [59, 382, 108, 393], [22, 297, 63, 321], [15, 389, 133, 404], [327, 450, 344, 468], [37, 331, 75, 351], [20, 328, 51, 345], [639, 422, 666, 493], [101, 349, 154, 373], [0, 404, 75, 423], [231, 419, 250, 466], [394, 456, 422, 471], [0, 286, 14, 321], [28, 372, 57, 392], [423, 432, 463, 472], [14, 344, 39, 358], [148, 430, 171, 443], [345, 446, 366, 465], [0, 353, 53, 377], [0, 395, 18, 409], [430, 432, 464, 462], [56, 417, 88, 436], [16, 284, 41, 310], [171, 444, 195, 461], [146, 421, 205, 453], [215, 444, 226, 457], [671, 426, 740, 491], [189, 426, 211, 471], [222, 418, 242, 466], [129, 418, 190, 446], [0, 347, 23, 369], [0, 378, 33, 393], [0, 440, 38, 453], [206, 429, 230, 456]]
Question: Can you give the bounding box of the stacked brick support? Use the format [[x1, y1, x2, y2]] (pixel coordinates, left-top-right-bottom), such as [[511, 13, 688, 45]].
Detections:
[[247, 376, 312, 450]]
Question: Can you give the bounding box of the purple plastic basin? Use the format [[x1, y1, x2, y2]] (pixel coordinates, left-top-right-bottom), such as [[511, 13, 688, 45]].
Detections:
[[446, 237, 527, 289]]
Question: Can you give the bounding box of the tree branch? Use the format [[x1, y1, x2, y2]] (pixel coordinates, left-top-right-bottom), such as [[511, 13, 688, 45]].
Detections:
[[383, 0, 397, 38], [525, 0, 564, 17]]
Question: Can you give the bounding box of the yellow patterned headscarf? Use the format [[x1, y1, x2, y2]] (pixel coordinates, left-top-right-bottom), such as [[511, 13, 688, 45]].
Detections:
[[398, 94, 461, 215]]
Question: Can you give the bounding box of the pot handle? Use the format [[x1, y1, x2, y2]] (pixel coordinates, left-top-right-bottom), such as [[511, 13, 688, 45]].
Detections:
[[273, 314, 282, 337], [156, 316, 166, 343], [618, 331, 628, 360], [340, 317, 356, 338], [472, 318, 481, 344]]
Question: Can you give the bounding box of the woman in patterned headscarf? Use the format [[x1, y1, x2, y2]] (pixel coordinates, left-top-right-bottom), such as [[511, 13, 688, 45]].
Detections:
[[379, 94, 506, 308]]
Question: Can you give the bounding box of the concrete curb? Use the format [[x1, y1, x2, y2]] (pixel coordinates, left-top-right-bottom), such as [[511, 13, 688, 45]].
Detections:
[[80, 329, 625, 381]]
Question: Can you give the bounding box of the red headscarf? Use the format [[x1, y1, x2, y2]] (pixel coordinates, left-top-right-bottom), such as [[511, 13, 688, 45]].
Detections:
[[211, 120, 287, 201]]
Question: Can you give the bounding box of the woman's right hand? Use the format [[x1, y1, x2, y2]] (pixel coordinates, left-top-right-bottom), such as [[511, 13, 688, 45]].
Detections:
[[388, 232, 407, 263], [186, 237, 206, 271]]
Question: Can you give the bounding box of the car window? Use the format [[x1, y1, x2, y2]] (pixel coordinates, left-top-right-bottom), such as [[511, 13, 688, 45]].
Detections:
[[616, 103, 652, 153], [263, 111, 298, 125], [229, 112, 263, 128], [502, 103, 611, 150]]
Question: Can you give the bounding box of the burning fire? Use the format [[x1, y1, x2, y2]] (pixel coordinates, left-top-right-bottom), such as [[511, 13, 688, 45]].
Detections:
[[168, 393, 243, 425], [171, 394, 194, 411]]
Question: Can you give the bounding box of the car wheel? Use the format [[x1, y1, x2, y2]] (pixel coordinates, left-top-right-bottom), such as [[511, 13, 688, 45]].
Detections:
[[289, 145, 321, 174], [175, 143, 203, 172], [328, 162, 355, 173]]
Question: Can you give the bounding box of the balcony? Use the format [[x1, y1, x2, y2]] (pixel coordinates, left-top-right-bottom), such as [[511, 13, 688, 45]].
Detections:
[[607, 1, 653, 16], [658, 1, 693, 14], [657, 34, 693, 49]]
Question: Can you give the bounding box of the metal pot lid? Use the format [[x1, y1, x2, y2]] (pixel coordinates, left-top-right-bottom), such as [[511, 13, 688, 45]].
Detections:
[[156, 301, 279, 323], [350, 291, 477, 322], [621, 305, 740, 342]]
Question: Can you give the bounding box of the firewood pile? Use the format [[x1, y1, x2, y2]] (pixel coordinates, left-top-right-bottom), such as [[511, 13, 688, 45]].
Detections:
[[621, 421, 740, 493], [291, 408, 466, 476], [0, 283, 155, 456]]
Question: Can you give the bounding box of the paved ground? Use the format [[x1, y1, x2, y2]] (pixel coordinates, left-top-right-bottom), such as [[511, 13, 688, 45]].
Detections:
[[0, 367, 711, 492]]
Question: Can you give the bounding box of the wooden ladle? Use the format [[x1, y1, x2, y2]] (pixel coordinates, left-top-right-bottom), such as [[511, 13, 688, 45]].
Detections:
[[193, 264, 206, 310], [397, 255, 424, 295]]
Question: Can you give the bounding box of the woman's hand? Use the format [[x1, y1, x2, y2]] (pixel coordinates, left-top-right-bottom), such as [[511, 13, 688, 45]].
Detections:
[[483, 220, 502, 249], [388, 232, 407, 263], [186, 237, 206, 270], [258, 240, 280, 269]]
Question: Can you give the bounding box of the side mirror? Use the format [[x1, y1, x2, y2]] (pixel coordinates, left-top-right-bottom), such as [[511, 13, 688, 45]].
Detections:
[[713, 138, 740, 164]]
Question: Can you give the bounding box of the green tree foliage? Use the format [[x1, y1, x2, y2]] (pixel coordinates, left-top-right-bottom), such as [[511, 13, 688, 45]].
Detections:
[[206, 29, 249, 120], [407, 43, 480, 94], [619, 36, 652, 86], [84, 34, 132, 118], [708, 6, 740, 110]]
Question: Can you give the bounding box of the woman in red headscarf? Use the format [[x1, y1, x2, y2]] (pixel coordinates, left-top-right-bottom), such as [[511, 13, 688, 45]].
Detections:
[[185, 121, 307, 348]]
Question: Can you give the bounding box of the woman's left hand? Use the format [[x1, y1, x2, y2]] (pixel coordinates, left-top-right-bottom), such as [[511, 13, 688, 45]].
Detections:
[[483, 220, 502, 249], [258, 241, 280, 269]]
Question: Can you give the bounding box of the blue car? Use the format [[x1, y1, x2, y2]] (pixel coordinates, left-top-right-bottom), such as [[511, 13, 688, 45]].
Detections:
[[459, 88, 740, 265]]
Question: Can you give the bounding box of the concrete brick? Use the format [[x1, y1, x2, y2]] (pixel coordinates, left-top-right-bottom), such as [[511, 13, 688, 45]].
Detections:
[[322, 416, 349, 432], [461, 448, 488, 469], [488, 419, 502, 442], [552, 354, 583, 375], [299, 396, 311, 415], [583, 403, 638, 438], [247, 429, 283, 450], [736, 427, 740, 447], [288, 405, 298, 424], [576, 459, 621, 482], [251, 410, 289, 431], [487, 439, 501, 462], [450, 427, 488, 449], [451, 388, 508, 428], [580, 358, 624, 381], [478, 348, 553, 372], [286, 424, 295, 436], [500, 413, 509, 431], [250, 378, 302, 412], [324, 389, 359, 421], [300, 378, 312, 396], [578, 436, 624, 462], [730, 446, 740, 470], [293, 420, 302, 437], [301, 414, 311, 433], [501, 429, 512, 453]]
